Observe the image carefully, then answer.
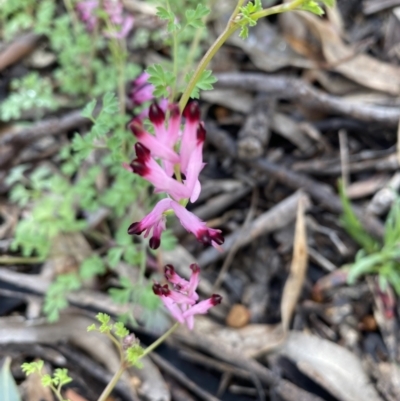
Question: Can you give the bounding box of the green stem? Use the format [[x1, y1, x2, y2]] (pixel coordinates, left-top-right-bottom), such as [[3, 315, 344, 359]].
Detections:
[[171, 30, 179, 101], [0, 256, 44, 264], [178, 15, 240, 112], [63, 0, 80, 36], [97, 364, 126, 401], [178, 0, 309, 111], [139, 237, 146, 285], [114, 39, 127, 116], [250, 0, 306, 20], [140, 322, 180, 359], [106, 331, 125, 363], [49, 384, 64, 401]]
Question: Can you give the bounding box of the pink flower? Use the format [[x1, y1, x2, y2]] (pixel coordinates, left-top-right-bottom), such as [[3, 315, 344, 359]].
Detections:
[[126, 101, 225, 249], [76, 1, 98, 31], [76, 0, 133, 38], [127, 198, 223, 249], [153, 264, 222, 329], [128, 143, 193, 201], [104, 15, 134, 39], [130, 73, 154, 106], [129, 75, 169, 121], [171, 202, 224, 247], [127, 198, 172, 249], [129, 102, 205, 201]]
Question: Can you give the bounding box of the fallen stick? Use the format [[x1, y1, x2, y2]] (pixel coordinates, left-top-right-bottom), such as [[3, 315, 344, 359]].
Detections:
[[215, 72, 400, 126]]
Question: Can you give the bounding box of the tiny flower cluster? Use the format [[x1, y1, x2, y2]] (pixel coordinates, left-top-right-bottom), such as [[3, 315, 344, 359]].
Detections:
[[76, 0, 134, 39], [153, 264, 222, 329], [126, 101, 224, 250]]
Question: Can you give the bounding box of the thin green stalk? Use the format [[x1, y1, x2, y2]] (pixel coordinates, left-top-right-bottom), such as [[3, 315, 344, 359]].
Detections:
[[171, 30, 179, 101], [0, 256, 44, 264], [97, 364, 126, 401], [178, 0, 244, 111], [98, 323, 179, 401], [140, 322, 180, 359], [179, 23, 238, 111], [178, 0, 309, 111], [49, 384, 64, 401], [111, 39, 127, 116], [63, 0, 80, 37], [181, 25, 204, 80], [139, 237, 146, 285], [106, 331, 125, 363], [250, 0, 306, 20]]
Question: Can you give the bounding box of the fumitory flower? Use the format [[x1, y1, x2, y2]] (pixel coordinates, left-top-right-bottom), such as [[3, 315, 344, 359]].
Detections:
[[153, 264, 222, 330], [129, 72, 168, 119], [126, 101, 224, 250], [76, 0, 134, 38]]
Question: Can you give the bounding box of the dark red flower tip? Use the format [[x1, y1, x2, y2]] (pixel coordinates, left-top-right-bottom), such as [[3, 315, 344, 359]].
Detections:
[[197, 229, 211, 245], [183, 101, 200, 123], [196, 229, 224, 246], [169, 104, 180, 118], [196, 122, 206, 144], [164, 264, 176, 279], [129, 119, 144, 138], [210, 294, 222, 305], [134, 142, 150, 161], [149, 236, 161, 250], [153, 283, 170, 296], [128, 222, 144, 235], [130, 160, 149, 176], [190, 263, 200, 273], [149, 103, 165, 125], [210, 231, 224, 245]]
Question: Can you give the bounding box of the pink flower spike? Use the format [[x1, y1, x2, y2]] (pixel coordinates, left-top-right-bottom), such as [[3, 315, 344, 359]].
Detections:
[[127, 198, 173, 249], [171, 202, 224, 248], [130, 121, 180, 164]]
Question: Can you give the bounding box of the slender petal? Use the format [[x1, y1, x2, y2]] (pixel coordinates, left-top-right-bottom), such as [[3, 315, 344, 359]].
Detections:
[[180, 102, 201, 172], [131, 83, 154, 105], [171, 202, 224, 248], [187, 264, 200, 298], [130, 121, 180, 163], [127, 198, 173, 249], [182, 294, 222, 318], [130, 149, 192, 201], [183, 123, 206, 202], [165, 265, 189, 290]]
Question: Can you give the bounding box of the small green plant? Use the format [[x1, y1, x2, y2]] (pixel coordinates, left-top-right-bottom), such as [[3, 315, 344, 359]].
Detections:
[[12, 0, 335, 399], [21, 360, 72, 401], [8, 92, 152, 321], [339, 181, 400, 293], [1, 72, 57, 121]]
